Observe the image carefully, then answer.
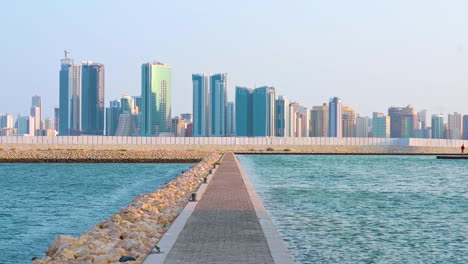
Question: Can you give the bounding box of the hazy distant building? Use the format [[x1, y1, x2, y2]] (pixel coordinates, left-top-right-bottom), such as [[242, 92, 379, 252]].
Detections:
[[418, 110, 429, 129], [133, 96, 142, 114], [105, 100, 120, 136], [54, 107, 60, 131], [372, 112, 390, 138], [275, 96, 291, 137], [355, 115, 369, 138], [81, 61, 105, 135], [328, 97, 342, 137], [172, 116, 187, 137], [0, 114, 14, 129], [463, 115, 468, 140], [447, 112, 463, 139], [30, 95, 41, 135], [210, 73, 227, 137], [59, 51, 81, 135], [226, 102, 236, 137], [431, 114, 444, 139], [15, 115, 34, 136], [253, 86, 275, 137], [120, 95, 135, 114], [180, 113, 193, 124], [311, 104, 329, 137], [115, 113, 139, 137], [388, 106, 403, 138], [400, 106, 417, 138], [141, 62, 172, 136], [192, 73, 209, 137], [235, 87, 253, 137], [294, 104, 310, 137], [342, 106, 355, 137]]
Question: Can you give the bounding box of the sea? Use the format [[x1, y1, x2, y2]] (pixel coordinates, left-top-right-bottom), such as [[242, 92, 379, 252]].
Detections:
[[0, 163, 193, 264], [238, 155, 467, 264]]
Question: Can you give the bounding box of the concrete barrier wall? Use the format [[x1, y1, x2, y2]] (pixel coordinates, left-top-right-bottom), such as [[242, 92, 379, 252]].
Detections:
[[1, 136, 467, 147]]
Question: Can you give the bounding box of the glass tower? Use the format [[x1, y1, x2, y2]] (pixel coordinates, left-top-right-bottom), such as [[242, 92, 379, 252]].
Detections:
[[253, 86, 275, 137], [192, 73, 209, 137], [235, 87, 253, 137], [431, 114, 444, 139], [328, 97, 342, 137], [275, 96, 290, 137], [210, 73, 227, 137], [59, 51, 81, 135], [141, 62, 172, 136], [81, 61, 105, 135]]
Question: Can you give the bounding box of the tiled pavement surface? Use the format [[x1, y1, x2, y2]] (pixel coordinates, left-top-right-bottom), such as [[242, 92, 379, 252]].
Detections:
[[164, 153, 274, 264]]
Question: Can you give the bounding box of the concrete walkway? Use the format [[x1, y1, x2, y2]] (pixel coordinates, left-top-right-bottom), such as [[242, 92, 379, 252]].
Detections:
[[160, 152, 292, 264]]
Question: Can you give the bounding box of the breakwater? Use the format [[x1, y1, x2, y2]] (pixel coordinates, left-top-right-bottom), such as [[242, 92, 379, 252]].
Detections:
[[31, 153, 221, 264]]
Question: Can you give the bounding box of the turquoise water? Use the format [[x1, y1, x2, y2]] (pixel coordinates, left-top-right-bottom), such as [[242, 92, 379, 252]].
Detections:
[[0, 163, 193, 264], [238, 155, 468, 264]]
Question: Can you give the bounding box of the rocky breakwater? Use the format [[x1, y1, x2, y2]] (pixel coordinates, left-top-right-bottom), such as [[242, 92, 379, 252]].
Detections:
[[32, 153, 222, 264], [0, 149, 209, 163]]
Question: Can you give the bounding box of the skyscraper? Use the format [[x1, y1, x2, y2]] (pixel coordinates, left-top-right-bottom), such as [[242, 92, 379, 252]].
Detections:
[[253, 86, 275, 137], [54, 107, 60, 131], [463, 115, 468, 140], [355, 115, 369, 138], [418, 110, 429, 129], [141, 62, 172, 136], [447, 112, 463, 139], [342, 106, 355, 138], [210, 73, 227, 137], [388, 106, 403, 138], [59, 51, 81, 135], [275, 96, 291, 137], [0, 114, 14, 129], [192, 73, 209, 137], [311, 104, 329, 137], [431, 114, 444, 139], [15, 115, 34, 136], [226, 102, 236, 137], [30, 95, 41, 135], [180, 113, 193, 124], [81, 61, 105, 135], [105, 100, 121, 136], [328, 97, 342, 137], [295, 104, 310, 137], [235, 87, 253, 137], [372, 112, 390, 138], [400, 105, 417, 138], [121, 95, 135, 114]]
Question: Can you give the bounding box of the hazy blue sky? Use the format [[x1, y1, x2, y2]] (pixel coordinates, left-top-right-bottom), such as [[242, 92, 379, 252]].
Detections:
[[2, 0, 468, 118]]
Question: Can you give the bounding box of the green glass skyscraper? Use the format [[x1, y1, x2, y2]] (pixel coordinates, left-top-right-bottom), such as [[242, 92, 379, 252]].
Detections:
[[141, 62, 172, 136]]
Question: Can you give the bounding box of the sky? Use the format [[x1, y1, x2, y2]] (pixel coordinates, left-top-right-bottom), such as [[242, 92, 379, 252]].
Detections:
[[1, 0, 468, 119]]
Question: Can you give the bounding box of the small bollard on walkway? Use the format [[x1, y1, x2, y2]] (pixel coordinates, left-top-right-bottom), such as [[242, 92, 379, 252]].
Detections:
[[190, 192, 197, 202]]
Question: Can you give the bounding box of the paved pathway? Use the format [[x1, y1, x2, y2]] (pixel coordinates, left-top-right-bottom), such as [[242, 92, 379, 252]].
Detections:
[[164, 153, 275, 264]]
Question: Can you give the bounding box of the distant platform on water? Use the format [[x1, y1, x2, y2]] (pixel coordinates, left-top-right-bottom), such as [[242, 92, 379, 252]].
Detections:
[[436, 155, 468, 159]]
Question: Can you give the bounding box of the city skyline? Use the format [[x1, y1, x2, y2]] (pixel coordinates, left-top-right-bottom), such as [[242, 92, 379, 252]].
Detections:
[[2, 1, 468, 119]]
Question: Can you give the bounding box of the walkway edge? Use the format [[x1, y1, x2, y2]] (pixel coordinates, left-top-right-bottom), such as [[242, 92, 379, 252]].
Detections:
[[234, 154, 296, 264], [143, 154, 224, 264]]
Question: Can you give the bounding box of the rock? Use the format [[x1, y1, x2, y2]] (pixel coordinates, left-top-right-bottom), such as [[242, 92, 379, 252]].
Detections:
[[46, 235, 77, 257]]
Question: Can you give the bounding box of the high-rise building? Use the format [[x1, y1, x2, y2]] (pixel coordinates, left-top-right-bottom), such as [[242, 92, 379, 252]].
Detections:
[[226, 102, 236, 137], [121, 95, 135, 114], [400, 105, 417, 138], [105, 100, 121, 136], [355, 115, 369, 138], [171, 116, 187, 137], [59, 51, 81, 135], [115, 113, 139, 137], [180, 113, 193, 124], [418, 110, 429, 129], [0, 114, 14, 129], [311, 104, 329, 137], [15, 115, 34, 136], [235, 87, 253, 137], [253, 86, 275, 137], [133, 96, 142, 114], [81, 61, 105, 135], [372, 112, 390, 138], [342, 106, 355, 138], [328, 97, 342, 137], [388, 106, 403, 138], [210, 73, 227, 137], [431, 114, 444, 139], [30, 95, 41, 135], [463, 115, 468, 140], [54, 107, 60, 131], [275, 96, 291, 137], [192, 73, 209, 137], [295, 104, 310, 137], [447, 112, 463, 139], [141, 62, 172, 136]]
